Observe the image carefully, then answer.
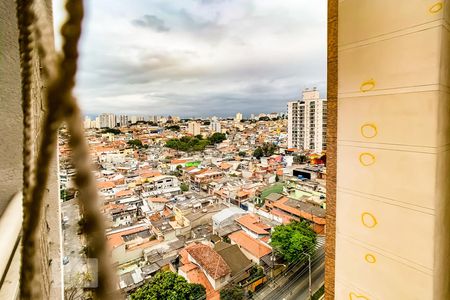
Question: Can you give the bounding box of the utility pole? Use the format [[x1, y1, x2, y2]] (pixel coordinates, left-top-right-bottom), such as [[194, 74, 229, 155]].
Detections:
[[308, 253, 312, 299]]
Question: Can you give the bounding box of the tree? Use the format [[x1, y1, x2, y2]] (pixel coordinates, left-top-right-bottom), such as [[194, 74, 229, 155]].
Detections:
[[130, 271, 205, 300], [102, 128, 122, 135], [180, 182, 189, 192], [293, 154, 308, 164], [166, 125, 180, 131], [238, 151, 246, 157], [253, 143, 277, 159], [209, 132, 226, 144], [220, 285, 244, 300], [253, 147, 264, 159], [270, 221, 316, 263], [127, 139, 143, 148]]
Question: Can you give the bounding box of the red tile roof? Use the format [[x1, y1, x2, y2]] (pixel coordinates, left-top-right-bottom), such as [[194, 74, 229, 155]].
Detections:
[[229, 230, 272, 259], [273, 197, 326, 225], [236, 214, 270, 235], [96, 181, 115, 189], [185, 244, 231, 279], [185, 266, 220, 300]]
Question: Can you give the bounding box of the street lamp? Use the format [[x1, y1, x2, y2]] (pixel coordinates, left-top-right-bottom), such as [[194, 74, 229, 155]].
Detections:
[[302, 252, 312, 300]]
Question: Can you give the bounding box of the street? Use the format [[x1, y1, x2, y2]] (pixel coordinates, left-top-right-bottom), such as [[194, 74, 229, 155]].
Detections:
[[253, 236, 325, 300], [61, 199, 85, 287]]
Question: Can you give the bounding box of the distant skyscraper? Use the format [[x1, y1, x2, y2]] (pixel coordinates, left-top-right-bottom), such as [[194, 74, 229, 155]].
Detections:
[[84, 116, 91, 129], [130, 115, 138, 124], [99, 113, 116, 128], [287, 88, 327, 153], [210, 121, 221, 133], [119, 115, 128, 127], [235, 112, 243, 122], [187, 121, 201, 136], [94, 116, 100, 129]]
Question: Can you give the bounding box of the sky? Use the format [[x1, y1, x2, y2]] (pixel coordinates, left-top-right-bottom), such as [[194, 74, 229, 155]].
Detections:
[[53, 0, 327, 118]]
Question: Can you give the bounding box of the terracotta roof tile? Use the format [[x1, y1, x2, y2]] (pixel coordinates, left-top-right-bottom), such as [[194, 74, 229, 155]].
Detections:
[[185, 244, 231, 279], [229, 230, 271, 259]]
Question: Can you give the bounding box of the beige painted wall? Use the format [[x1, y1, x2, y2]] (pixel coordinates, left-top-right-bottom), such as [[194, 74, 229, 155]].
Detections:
[[335, 1, 449, 299], [0, 0, 62, 298]]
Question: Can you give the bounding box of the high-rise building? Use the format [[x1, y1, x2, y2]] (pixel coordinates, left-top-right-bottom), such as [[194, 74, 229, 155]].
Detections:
[[210, 121, 221, 133], [118, 115, 128, 127], [99, 113, 116, 128], [187, 121, 201, 136], [287, 88, 327, 153], [83, 116, 91, 129], [94, 116, 101, 129], [235, 112, 243, 122]]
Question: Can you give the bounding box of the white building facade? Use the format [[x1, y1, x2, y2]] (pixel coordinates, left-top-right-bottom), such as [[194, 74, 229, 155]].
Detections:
[[100, 113, 116, 128], [287, 88, 327, 153], [187, 121, 201, 136]]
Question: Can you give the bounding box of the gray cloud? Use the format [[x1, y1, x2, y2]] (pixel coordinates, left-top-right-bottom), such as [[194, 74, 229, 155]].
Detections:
[[56, 0, 327, 117], [132, 15, 170, 32]]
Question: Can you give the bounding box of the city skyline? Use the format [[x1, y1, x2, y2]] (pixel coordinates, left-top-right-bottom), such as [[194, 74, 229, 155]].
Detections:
[[53, 0, 327, 117]]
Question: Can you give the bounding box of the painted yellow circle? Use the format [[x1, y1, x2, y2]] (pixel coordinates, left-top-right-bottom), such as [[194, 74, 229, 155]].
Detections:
[[429, 2, 443, 13], [360, 79, 375, 92], [349, 292, 370, 300], [360, 123, 377, 139], [365, 254, 377, 264], [359, 152, 376, 166], [361, 212, 378, 228]]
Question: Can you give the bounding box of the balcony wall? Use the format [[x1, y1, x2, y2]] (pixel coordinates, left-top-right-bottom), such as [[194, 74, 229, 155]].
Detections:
[[0, 0, 62, 298]]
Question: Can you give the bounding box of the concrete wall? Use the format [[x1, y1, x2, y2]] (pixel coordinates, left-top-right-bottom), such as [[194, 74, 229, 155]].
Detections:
[[0, 0, 62, 298], [333, 1, 450, 299], [0, 0, 23, 216]]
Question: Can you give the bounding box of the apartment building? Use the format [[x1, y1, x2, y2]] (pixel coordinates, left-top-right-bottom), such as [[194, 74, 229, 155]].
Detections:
[[287, 88, 327, 153], [100, 113, 116, 128], [187, 121, 201, 136], [118, 115, 129, 127]]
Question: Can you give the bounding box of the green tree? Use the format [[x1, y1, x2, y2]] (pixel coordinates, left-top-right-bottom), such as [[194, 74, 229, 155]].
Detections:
[[270, 221, 316, 263], [238, 151, 246, 157], [253, 147, 264, 159], [293, 154, 308, 164], [102, 128, 122, 134], [180, 182, 189, 192], [220, 285, 244, 300], [130, 272, 205, 300], [127, 139, 143, 148], [253, 143, 277, 159], [165, 125, 180, 131], [208, 132, 227, 144]]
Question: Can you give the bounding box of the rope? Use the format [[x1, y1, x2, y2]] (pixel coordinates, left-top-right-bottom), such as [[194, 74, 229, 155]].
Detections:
[[16, 0, 39, 298], [16, 0, 120, 298]]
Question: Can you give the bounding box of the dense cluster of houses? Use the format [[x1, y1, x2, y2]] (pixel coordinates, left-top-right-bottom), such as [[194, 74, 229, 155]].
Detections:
[[59, 117, 326, 298]]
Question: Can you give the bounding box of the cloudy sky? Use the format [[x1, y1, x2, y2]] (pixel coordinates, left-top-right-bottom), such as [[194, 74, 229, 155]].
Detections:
[[54, 0, 327, 118]]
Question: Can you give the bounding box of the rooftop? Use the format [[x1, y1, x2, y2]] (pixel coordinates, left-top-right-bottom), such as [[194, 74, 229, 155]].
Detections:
[[185, 244, 231, 279], [228, 230, 272, 259]]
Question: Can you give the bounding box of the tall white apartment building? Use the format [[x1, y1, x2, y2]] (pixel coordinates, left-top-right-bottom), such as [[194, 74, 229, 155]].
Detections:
[[84, 116, 91, 128], [235, 112, 243, 122], [287, 88, 327, 153], [99, 113, 116, 128], [187, 121, 201, 136], [118, 115, 128, 127], [210, 121, 221, 133]]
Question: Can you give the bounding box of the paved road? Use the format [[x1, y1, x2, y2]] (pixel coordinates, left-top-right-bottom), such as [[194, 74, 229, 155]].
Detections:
[[253, 235, 325, 300], [285, 258, 324, 300], [263, 251, 324, 300], [61, 199, 85, 286]]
